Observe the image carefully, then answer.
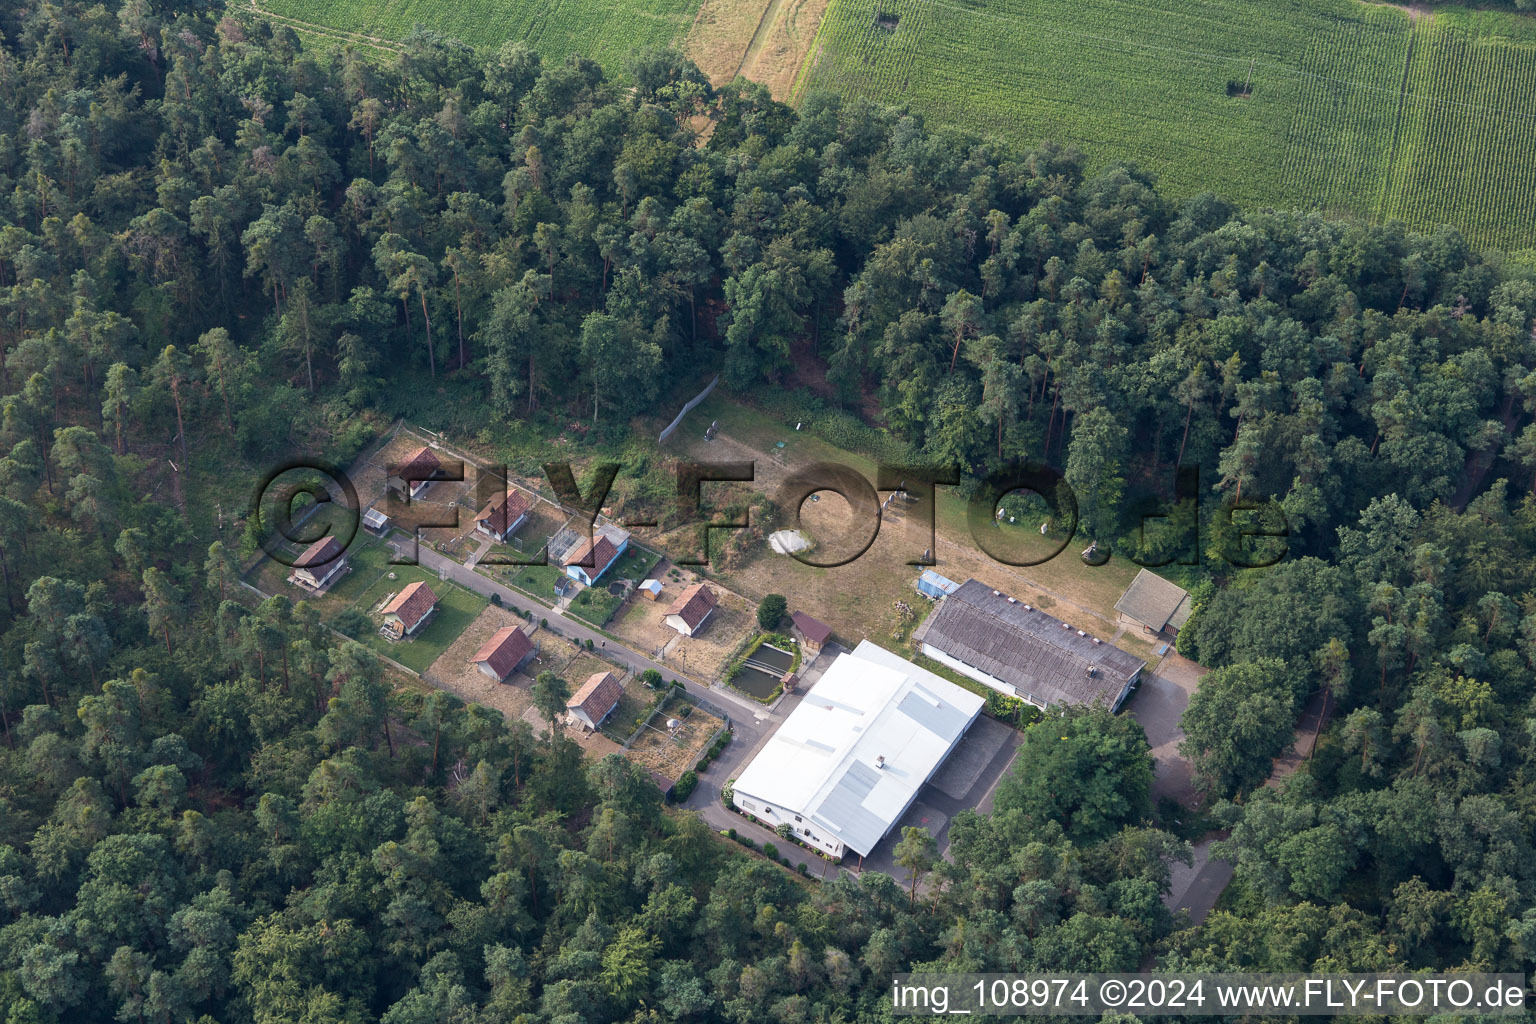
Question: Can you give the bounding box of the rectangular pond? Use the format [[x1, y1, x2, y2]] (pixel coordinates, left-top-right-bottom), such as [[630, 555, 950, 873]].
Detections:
[[730, 643, 796, 700]]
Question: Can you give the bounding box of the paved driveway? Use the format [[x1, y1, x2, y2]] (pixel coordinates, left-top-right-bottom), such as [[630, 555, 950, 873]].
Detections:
[[859, 716, 1022, 883], [1124, 651, 1204, 807]]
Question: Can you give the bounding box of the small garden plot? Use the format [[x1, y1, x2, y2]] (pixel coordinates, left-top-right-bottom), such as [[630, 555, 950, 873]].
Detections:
[[247, 535, 391, 619], [422, 605, 539, 722], [350, 568, 488, 673], [567, 545, 657, 625], [476, 501, 567, 569], [354, 432, 476, 542], [625, 694, 726, 779], [609, 575, 757, 678]]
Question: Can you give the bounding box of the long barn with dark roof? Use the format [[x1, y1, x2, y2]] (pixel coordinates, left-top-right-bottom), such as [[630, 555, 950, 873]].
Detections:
[[913, 578, 1145, 712]]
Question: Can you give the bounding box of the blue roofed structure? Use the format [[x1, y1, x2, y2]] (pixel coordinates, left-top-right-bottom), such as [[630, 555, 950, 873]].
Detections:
[[917, 569, 961, 600]]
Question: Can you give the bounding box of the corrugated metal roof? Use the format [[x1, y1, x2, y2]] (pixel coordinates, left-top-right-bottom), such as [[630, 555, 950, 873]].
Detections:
[[1114, 568, 1191, 632], [920, 579, 1143, 707], [918, 569, 961, 595]]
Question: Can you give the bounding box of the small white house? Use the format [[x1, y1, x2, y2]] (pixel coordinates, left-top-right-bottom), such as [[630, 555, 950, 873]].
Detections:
[[474, 488, 533, 543], [381, 581, 437, 639], [567, 671, 623, 730], [389, 446, 443, 499], [562, 525, 629, 586], [470, 625, 534, 682], [663, 583, 717, 637], [291, 536, 347, 591]]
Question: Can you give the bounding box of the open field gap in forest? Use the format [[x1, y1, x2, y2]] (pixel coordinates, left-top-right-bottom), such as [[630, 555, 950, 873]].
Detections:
[[798, 0, 1536, 249]]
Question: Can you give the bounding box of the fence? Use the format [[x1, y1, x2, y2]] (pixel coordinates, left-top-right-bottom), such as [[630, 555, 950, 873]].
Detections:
[[619, 682, 733, 751], [657, 375, 719, 444]]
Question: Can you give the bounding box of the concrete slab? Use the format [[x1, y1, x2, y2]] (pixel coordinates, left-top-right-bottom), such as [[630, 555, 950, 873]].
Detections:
[[1165, 836, 1233, 926], [930, 716, 1012, 801], [1124, 652, 1205, 807]]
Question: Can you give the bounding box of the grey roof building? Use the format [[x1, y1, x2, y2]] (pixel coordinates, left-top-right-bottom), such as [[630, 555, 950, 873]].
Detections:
[[914, 578, 1144, 712], [1114, 568, 1193, 637]]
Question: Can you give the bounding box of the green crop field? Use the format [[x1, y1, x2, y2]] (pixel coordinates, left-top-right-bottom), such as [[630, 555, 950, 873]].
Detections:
[[796, 0, 1536, 250], [254, 0, 700, 70]]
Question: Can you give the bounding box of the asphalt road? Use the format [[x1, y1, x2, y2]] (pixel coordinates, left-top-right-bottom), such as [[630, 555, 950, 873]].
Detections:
[[387, 535, 776, 775], [386, 536, 1228, 913]]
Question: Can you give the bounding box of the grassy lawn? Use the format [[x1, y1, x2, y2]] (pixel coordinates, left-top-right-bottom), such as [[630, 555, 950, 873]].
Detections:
[[684, 393, 1146, 633], [567, 544, 663, 626], [493, 563, 564, 605], [350, 567, 489, 673], [246, 534, 394, 619]]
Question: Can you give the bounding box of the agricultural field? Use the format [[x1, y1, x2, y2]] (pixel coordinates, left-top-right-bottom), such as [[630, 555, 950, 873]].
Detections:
[[796, 0, 1536, 250], [255, 0, 701, 69]]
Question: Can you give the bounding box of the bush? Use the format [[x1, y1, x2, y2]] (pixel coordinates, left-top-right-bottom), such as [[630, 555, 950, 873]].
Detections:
[[781, 857, 791, 867], [332, 607, 372, 640], [798, 863, 809, 875], [740, 837, 755, 850], [640, 668, 663, 688], [489, 592, 501, 606], [775, 822, 794, 840], [540, 617, 548, 628], [757, 593, 788, 630], [762, 842, 779, 861], [585, 638, 594, 650], [672, 770, 698, 801]]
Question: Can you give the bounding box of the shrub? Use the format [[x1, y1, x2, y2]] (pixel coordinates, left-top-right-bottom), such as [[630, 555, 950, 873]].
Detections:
[[576, 590, 590, 605], [672, 770, 698, 801], [640, 668, 663, 688], [757, 593, 788, 630], [680, 705, 693, 718], [775, 822, 794, 840], [331, 607, 372, 640], [585, 638, 594, 650], [798, 863, 809, 875], [490, 592, 501, 606], [781, 857, 791, 867], [727, 827, 736, 839], [740, 837, 755, 850], [540, 618, 548, 628], [762, 842, 779, 861]]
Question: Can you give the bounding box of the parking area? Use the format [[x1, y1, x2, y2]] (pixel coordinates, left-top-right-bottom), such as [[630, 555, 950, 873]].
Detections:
[[1123, 650, 1205, 808], [858, 716, 1022, 880]]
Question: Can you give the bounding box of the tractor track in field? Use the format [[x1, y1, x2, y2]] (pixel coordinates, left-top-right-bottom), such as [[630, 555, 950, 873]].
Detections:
[[735, 0, 790, 80], [1377, 19, 1419, 217], [234, 3, 404, 52]]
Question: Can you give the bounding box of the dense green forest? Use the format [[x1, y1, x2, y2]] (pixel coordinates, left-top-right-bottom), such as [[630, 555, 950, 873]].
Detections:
[[2, 1, 1536, 1021]]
